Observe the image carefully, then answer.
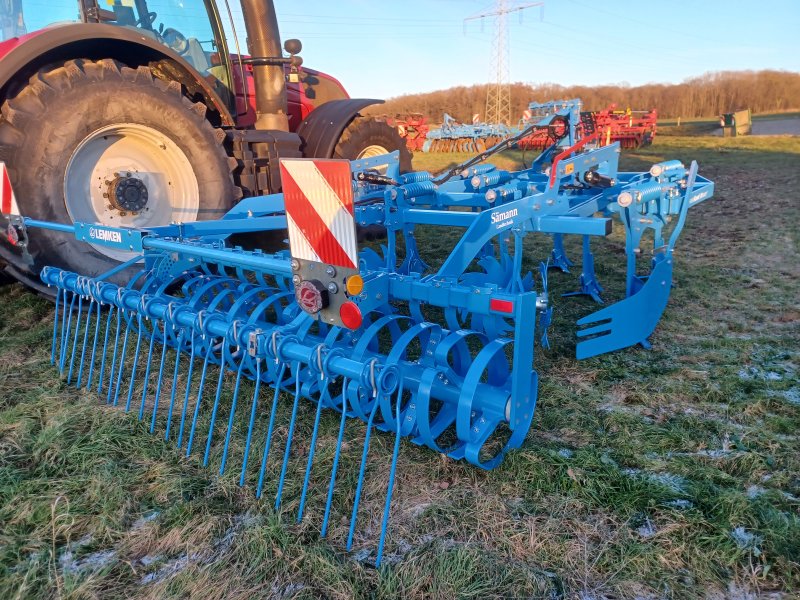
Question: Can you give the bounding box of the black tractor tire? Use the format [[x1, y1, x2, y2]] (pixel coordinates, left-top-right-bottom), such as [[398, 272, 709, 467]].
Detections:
[[0, 58, 238, 293], [334, 116, 413, 173], [334, 117, 411, 241]]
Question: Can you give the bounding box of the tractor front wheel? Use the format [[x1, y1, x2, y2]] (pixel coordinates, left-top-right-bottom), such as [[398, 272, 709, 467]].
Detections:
[[0, 58, 238, 292]]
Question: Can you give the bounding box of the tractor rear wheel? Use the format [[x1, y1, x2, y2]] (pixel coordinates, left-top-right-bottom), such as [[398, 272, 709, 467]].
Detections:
[[334, 117, 411, 241], [334, 117, 412, 172], [0, 58, 238, 292]]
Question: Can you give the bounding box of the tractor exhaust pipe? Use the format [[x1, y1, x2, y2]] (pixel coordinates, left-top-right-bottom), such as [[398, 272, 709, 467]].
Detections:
[[240, 0, 289, 131]]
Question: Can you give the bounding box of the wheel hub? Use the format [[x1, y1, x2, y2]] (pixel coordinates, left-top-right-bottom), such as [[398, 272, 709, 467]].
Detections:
[[106, 174, 149, 213]]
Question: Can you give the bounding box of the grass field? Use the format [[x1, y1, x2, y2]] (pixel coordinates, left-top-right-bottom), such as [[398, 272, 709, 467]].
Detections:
[[1, 135, 798, 599]]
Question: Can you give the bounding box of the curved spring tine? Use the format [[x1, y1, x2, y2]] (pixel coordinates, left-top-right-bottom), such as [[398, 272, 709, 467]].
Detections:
[[111, 311, 133, 407], [85, 300, 103, 391], [124, 314, 145, 413], [150, 320, 170, 433], [176, 335, 198, 448], [275, 366, 303, 510], [220, 358, 247, 474], [203, 356, 229, 467], [346, 394, 381, 551], [108, 308, 126, 405], [239, 359, 264, 487], [376, 380, 405, 567], [76, 297, 96, 388], [66, 294, 84, 383], [164, 329, 185, 440], [186, 348, 214, 457], [255, 362, 288, 498], [297, 376, 332, 522], [51, 287, 61, 365], [96, 304, 116, 395], [321, 380, 350, 538], [59, 291, 76, 374], [138, 323, 159, 420]]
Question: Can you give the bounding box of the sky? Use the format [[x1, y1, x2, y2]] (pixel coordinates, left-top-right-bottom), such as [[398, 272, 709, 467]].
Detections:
[[271, 0, 800, 99]]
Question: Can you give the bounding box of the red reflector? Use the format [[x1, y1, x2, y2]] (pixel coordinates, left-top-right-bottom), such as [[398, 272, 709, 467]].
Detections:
[[340, 301, 363, 330], [489, 298, 514, 313]]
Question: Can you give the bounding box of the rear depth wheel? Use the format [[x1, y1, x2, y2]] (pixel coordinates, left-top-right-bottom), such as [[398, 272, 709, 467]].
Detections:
[[0, 58, 238, 289]]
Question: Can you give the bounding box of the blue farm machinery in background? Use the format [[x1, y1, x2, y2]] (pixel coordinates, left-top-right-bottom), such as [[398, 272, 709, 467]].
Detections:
[[0, 102, 714, 566]]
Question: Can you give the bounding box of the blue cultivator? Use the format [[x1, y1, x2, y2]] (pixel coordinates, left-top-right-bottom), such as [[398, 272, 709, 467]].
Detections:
[[422, 113, 514, 153], [1, 104, 714, 565]]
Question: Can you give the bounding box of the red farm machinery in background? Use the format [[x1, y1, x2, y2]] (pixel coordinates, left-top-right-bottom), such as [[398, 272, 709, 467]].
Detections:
[[594, 105, 658, 149], [385, 113, 430, 152]]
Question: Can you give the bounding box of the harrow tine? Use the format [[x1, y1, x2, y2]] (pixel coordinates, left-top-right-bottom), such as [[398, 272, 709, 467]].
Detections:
[[176, 335, 198, 448], [376, 381, 404, 567], [346, 394, 380, 551], [76, 296, 96, 388], [96, 304, 115, 395], [255, 362, 288, 498], [85, 299, 103, 391], [149, 320, 170, 433], [137, 320, 158, 421], [275, 366, 303, 510], [123, 314, 145, 413], [185, 346, 214, 457], [321, 381, 349, 538], [66, 294, 83, 384], [107, 307, 125, 404], [240, 359, 264, 486], [220, 358, 247, 474], [164, 329, 185, 440], [203, 350, 229, 467], [51, 287, 61, 365], [58, 291, 75, 374], [297, 373, 331, 522]]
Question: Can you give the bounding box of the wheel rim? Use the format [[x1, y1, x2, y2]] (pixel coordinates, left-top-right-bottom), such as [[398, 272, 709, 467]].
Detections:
[[65, 123, 199, 261], [356, 144, 390, 159]]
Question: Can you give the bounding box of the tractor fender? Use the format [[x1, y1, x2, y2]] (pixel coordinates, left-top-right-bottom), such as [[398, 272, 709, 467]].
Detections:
[[0, 23, 235, 126], [296, 98, 384, 158]]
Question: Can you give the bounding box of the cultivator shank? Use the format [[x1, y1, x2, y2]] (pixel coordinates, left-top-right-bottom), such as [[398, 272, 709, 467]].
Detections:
[[3, 104, 713, 564]]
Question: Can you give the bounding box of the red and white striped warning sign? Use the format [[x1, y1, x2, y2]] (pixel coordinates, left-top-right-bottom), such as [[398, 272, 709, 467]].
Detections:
[[279, 158, 358, 270], [0, 162, 20, 215]]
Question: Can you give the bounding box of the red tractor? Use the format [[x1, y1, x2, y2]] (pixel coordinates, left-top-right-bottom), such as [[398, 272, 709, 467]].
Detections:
[[0, 0, 410, 291]]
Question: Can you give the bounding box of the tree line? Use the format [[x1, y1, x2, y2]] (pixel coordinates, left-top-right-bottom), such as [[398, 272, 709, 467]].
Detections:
[[368, 70, 800, 122]]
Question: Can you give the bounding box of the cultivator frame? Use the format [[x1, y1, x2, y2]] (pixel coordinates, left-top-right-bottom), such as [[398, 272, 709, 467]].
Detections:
[[0, 106, 714, 564]]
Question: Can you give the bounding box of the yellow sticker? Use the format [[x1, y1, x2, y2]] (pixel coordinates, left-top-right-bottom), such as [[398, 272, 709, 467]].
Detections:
[[565, 163, 575, 175], [107, 0, 135, 6]]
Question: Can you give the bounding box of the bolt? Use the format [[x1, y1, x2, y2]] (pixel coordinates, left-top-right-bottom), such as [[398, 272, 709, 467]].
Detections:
[[290, 258, 300, 271], [325, 265, 337, 277]]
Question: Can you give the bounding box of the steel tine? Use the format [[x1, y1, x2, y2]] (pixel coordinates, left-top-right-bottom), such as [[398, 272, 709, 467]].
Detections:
[[149, 321, 170, 434], [176, 334, 198, 448], [185, 342, 213, 456], [123, 315, 145, 413], [137, 322, 158, 421], [108, 308, 127, 405], [297, 376, 331, 522], [59, 291, 76, 373], [376, 381, 405, 567], [66, 294, 84, 383], [255, 362, 288, 498], [346, 395, 381, 550], [164, 329, 185, 440], [220, 358, 247, 475], [85, 300, 103, 391], [97, 304, 116, 395], [321, 381, 350, 538], [240, 359, 263, 486], [51, 286, 61, 365], [202, 357, 228, 467], [75, 297, 96, 388], [275, 367, 303, 510]]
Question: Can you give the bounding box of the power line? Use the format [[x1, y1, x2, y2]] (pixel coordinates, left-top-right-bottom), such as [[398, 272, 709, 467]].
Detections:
[[464, 1, 543, 125]]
